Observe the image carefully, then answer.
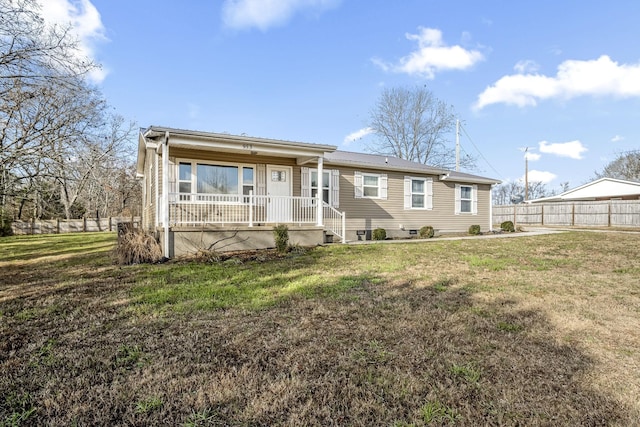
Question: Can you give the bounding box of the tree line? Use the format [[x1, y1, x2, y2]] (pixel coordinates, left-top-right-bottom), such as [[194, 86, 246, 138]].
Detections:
[[0, 0, 139, 235]]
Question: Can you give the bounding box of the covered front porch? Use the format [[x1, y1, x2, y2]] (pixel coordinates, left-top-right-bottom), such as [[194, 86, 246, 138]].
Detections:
[[157, 193, 345, 257], [137, 127, 346, 256], [162, 192, 346, 242]]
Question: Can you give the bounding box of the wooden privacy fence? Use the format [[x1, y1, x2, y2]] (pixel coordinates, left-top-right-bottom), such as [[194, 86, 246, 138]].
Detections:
[[11, 217, 141, 235], [493, 200, 640, 228]]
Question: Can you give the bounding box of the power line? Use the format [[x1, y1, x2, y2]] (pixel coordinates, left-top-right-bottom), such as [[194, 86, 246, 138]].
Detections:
[[458, 122, 505, 180]]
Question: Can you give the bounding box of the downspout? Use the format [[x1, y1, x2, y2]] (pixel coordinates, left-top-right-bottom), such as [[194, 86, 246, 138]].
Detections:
[[163, 131, 170, 257], [316, 156, 324, 226]]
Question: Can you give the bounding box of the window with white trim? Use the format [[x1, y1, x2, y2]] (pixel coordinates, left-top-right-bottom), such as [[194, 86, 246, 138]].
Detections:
[[311, 170, 330, 204], [354, 171, 387, 199], [178, 163, 192, 192], [242, 167, 254, 195], [177, 161, 255, 201], [460, 185, 472, 213], [301, 167, 340, 207], [404, 176, 432, 209], [455, 184, 478, 214]]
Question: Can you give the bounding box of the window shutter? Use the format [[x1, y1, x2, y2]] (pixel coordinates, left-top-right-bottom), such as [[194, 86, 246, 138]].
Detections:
[[331, 169, 340, 207], [403, 177, 411, 209], [455, 184, 461, 215], [426, 178, 433, 210], [472, 184, 478, 215], [301, 167, 311, 207], [380, 174, 388, 200], [354, 171, 363, 198]]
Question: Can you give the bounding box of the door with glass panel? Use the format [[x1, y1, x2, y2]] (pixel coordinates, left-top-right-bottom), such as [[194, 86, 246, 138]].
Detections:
[[266, 165, 292, 223]]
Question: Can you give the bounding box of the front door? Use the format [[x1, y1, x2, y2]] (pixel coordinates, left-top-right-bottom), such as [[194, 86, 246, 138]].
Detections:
[[267, 165, 292, 222]]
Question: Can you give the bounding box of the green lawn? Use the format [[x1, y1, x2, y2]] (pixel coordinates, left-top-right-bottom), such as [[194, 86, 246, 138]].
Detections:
[[1, 231, 639, 426]]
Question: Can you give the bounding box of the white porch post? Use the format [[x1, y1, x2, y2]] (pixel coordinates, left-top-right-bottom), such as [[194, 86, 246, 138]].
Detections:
[[316, 156, 324, 226], [162, 132, 170, 257]]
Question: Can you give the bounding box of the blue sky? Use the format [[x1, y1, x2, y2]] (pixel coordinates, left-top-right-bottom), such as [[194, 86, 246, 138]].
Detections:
[[39, 0, 640, 190]]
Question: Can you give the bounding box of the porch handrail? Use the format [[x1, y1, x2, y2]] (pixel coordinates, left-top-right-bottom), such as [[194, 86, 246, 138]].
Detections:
[[167, 192, 317, 226], [322, 202, 346, 243], [165, 192, 346, 244]]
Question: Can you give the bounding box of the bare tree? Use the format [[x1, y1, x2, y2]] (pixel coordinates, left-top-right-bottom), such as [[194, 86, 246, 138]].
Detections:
[[595, 151, 640, 182], [0, 0, 99, 217], [368, 86, 474, 169], [0, 0, 141, 224], [492, 180, 551, 205], [80, 117, 139, 218]]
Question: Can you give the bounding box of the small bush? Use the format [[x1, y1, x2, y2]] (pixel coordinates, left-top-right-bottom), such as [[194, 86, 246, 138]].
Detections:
[[468, 224, 481, 235], [372, 228, 387, 240], [114, 228, 163, 265], [273, 224, 289, 253], [501, 220, 515, 232], [419, 225, 435, 238]]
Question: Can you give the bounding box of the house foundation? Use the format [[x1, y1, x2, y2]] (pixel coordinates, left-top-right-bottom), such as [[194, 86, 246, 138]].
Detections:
[[158, 225, 325, 257]]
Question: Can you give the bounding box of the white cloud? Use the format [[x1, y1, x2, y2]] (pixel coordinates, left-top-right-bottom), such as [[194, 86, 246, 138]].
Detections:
[[373, 27, 484, 79], [525, 170, 557, 184], [36, 0, 108, 83], [222, 0, 339, 31], [539, 140, 588, 160], [514, 60, 539, 74], [343, 127, 373, 144], [524, 151, 541, 161], [474, 55, 640, 110], [611, 135, 624, 142]]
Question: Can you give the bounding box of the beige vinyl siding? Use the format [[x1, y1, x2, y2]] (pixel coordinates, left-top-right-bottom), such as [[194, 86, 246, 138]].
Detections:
[[334, 165, 492, 236]]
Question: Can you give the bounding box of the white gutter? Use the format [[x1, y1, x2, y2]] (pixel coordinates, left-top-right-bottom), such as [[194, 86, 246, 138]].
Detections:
[[162, 131, 170, 257]]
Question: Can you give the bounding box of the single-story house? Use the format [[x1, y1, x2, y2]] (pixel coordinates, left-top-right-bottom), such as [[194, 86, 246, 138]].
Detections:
[[136, 126, 500, 257], [527, 178, 640, 203]]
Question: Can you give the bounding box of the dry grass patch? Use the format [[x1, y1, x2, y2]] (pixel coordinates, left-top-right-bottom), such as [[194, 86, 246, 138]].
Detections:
[[1, 231, 639, 425]]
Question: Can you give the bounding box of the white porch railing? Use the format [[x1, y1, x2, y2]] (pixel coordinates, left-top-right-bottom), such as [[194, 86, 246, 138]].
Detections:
[[167, 192, 315, 226], [164, 192, 346, 243], [323, 202, 346, 243]]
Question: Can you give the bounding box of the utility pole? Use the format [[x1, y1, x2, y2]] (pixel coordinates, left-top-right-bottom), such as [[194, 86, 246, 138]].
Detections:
[[455, 119, 460, 172]]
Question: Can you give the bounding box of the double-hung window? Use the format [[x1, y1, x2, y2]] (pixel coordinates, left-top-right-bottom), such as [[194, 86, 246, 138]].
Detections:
[[460, 185, 472, 213], [455, 184, 477, 214], [354, 171, 387, 199], [404, 177, 433, 209], [178, 162, 193, 201], [363, 174, 379, 198], [311, 170, 330, 204], [242, 167, 255, 200], [301, 167, 339, 207]]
